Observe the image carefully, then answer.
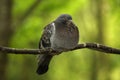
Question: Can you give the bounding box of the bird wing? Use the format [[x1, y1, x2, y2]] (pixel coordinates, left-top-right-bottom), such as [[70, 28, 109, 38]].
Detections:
[[37, 23, 54, 74], [39, 23, 54, 49]]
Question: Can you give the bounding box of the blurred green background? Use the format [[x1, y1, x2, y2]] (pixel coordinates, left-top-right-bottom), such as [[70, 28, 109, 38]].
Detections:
[[0, 0, 120, 80]]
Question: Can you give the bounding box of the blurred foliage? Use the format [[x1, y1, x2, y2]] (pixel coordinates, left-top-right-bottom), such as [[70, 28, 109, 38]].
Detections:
[[0, 0, 119, 80]]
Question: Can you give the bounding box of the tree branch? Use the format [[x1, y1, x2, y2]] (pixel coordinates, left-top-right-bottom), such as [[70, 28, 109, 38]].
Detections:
[[0, 43, 120, 55]]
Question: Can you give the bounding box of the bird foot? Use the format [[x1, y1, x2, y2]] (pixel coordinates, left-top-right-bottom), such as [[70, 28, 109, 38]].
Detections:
[[45, 48, 62, 55]]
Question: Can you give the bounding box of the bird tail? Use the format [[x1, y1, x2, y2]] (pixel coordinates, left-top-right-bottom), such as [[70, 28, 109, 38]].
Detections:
[[36, 54, 53, 75]]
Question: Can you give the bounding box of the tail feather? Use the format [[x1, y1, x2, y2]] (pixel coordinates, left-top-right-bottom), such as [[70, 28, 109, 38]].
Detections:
[[36, 54, 53, 75]]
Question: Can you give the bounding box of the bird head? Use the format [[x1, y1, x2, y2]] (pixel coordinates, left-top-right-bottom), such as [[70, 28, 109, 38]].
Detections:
[[56, 14, 73, 24]]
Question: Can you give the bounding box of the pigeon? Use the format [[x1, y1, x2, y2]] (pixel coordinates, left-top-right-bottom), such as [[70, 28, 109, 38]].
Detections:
[[36, 14, 79, 75]]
